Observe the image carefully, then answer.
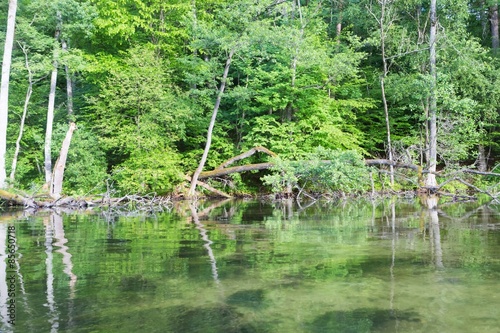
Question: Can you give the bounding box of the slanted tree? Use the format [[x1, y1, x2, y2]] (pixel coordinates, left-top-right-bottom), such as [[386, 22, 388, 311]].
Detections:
[[10, 43, 34, 184], [51, 122, 77, 199], [187, 0, 278, 197]]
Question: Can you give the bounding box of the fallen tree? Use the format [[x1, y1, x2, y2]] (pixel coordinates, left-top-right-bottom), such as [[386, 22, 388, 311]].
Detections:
[[189, 147, 500, 198]]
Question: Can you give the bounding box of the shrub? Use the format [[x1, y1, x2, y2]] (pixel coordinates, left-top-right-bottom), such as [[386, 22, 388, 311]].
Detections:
[[262, 147, 369, 196]]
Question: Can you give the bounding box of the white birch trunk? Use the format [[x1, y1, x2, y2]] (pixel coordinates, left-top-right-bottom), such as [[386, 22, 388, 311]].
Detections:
[[51, 122, 76, 199], [188, 48, 236, 197], [426, 0, 438, 187], [0, 0, 18, 188], [45, 12, 62, 188], [44, 65, 58, 186]]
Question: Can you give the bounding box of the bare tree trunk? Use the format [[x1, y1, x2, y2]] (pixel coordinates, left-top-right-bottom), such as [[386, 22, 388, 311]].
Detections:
[[426, 0, 438, 188], [10, 43, 33, 184], [45, 64, 58, 187], [62, 40, 74, 117], [188, 48, 236, 197], [0, 0, 18, 188], [379, 0, 394, 186], [335, 0, 343, 42], [478, 144, 487, 172], [45, 13, 62, 188], [51, 122, 77, 199], [476, 5, 499, 172], [491, 4, 499, 54], [287, 0, 305, 123]]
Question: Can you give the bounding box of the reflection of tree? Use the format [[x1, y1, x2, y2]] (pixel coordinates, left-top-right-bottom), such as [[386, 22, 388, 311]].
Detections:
[[389, 201, 396, 311], [52, 212, 77, 298], [52, 211, 77, 330], [425, 196, 444, 269], [189, 202, 221, 284], [43, 216, 59, 333], [0, 224, 10, 329], [42, 211, 79, 332]]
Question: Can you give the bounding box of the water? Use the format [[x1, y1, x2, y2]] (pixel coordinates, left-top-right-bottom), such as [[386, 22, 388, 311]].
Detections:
[[1, 198, 500, 333]]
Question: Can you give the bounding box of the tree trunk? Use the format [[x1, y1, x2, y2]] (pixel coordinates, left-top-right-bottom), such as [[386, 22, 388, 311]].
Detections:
[[287, 0, 305, 123], [10, 44, 33, 184], [188, 48, 236, 197], [426, 0, 438, 188], [335, 0, 344, 42], [379, 0, 394, 186], [45, 63, 58, 187], [215, 146, 277, 169], [477, 144, 487, 172], [0, 0, 18, 188], [45, 12, 62, 188], [475, 5, 498, 173], [491, 4, 499, 54], [62, 40, 74, 117], [199, 162, 274, 179], [51, 122, 77, 199]]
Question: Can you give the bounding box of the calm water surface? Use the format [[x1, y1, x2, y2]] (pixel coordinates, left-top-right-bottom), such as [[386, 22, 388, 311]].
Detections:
[[1, 198, 500, 332]]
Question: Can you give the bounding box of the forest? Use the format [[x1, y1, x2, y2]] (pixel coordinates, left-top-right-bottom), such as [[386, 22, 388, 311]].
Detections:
[[0, 0, 499, 201]]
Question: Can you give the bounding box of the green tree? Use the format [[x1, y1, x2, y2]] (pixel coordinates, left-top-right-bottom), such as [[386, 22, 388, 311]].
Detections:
[[90, 46, 188, 194]]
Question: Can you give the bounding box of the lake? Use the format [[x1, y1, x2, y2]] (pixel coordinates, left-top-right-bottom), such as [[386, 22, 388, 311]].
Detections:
[[1, 197, 499, 332]]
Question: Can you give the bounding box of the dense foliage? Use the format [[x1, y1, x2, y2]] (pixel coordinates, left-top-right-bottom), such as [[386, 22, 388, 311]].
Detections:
[[1, 0, 499, 196]]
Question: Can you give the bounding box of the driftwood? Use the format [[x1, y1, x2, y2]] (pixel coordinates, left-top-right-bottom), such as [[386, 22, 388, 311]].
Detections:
[[0, 189, 174, 210]]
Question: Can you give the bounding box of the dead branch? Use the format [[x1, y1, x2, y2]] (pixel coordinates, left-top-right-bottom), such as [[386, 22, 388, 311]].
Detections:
[[463, 169, 500, 177], [215, 146, 277, 170], [184, 175, 232, 198], [199, 162, 274, 179], [365, 159, 421, 171], [438, 177, 496, 198]]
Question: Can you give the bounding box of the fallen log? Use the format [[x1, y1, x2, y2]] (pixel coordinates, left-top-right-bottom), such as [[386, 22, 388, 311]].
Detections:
[[184, 175, 232, 198], [199, 163, 274, 179], [215, 146, 277, 170], [0, 189, 38, 208]]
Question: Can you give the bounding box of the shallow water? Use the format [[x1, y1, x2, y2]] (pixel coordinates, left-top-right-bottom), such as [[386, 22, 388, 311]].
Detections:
[[1, 198, 500, 332]]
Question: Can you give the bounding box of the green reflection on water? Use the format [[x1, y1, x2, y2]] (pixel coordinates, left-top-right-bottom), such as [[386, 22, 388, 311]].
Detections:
[[1, 199, 500, 332]]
